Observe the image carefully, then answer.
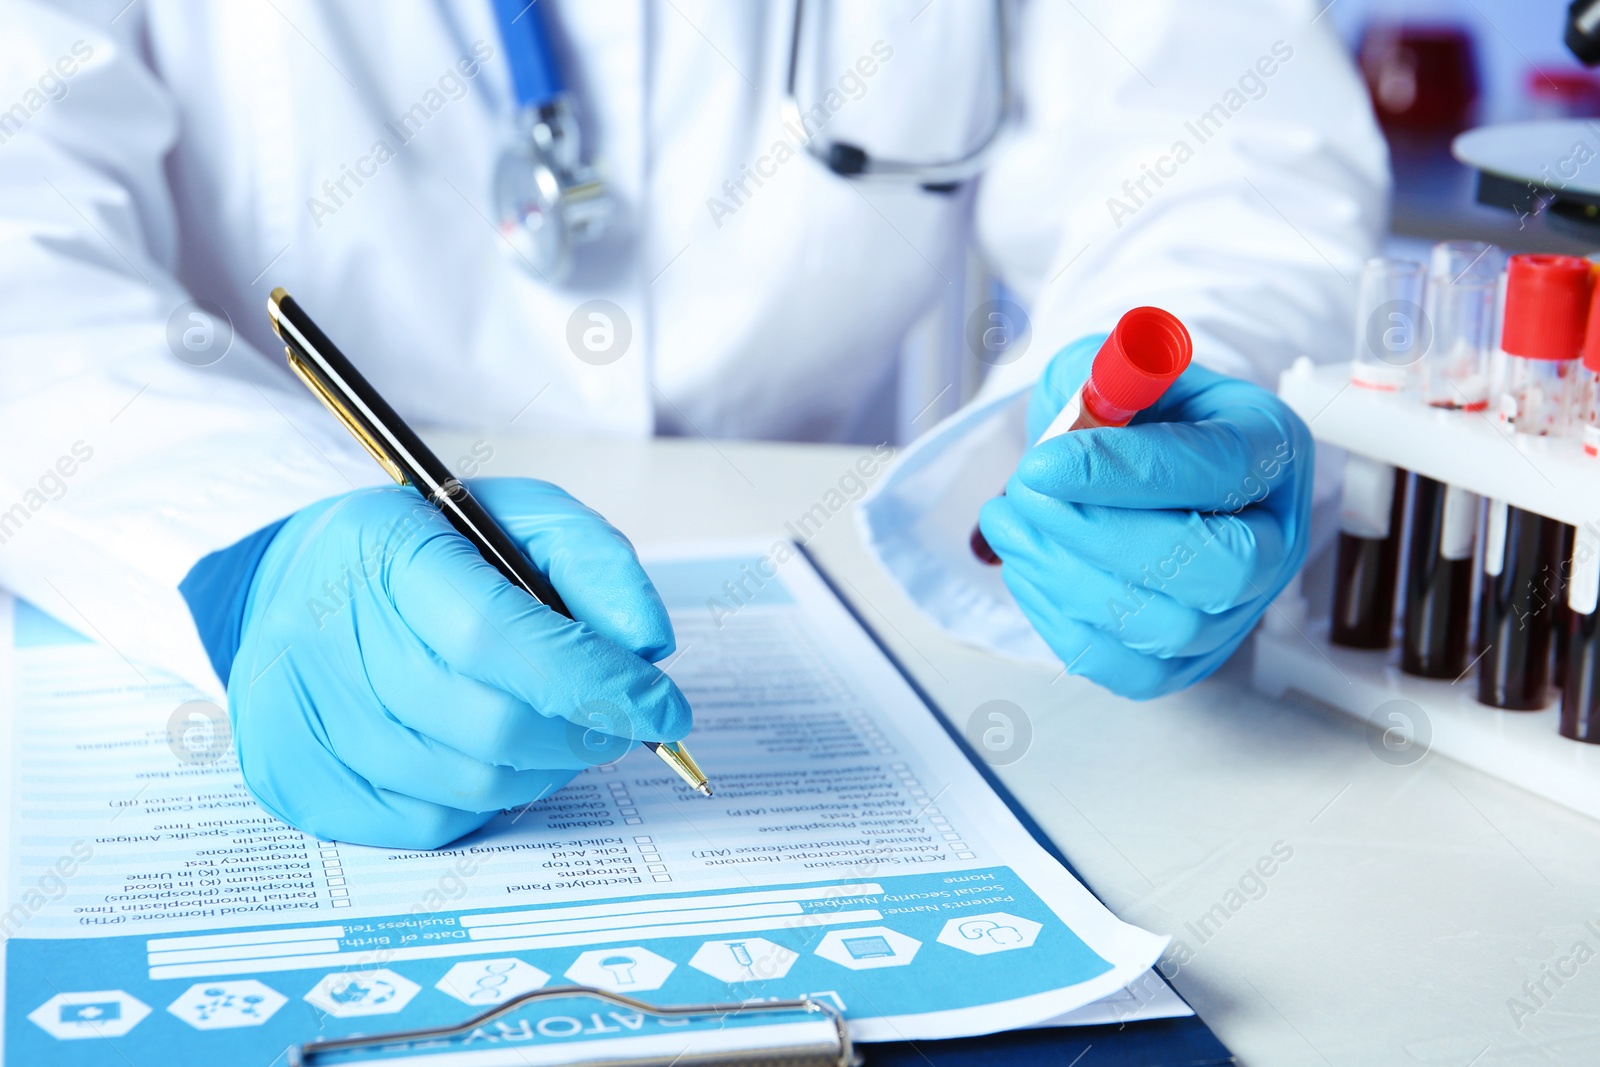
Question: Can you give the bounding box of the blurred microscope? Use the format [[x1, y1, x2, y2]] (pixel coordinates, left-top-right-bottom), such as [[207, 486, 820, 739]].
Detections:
[[1450, 2, 1600, 240]]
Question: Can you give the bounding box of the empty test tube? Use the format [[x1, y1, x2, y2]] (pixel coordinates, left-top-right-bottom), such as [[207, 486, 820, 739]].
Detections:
[[1349, 256, 1427, 394], [1421, 240, 1501, 411]]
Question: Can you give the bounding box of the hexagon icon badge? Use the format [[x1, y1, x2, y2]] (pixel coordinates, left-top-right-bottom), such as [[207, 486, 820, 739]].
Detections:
[[304, 969, 420, 1017], [564, 947, 676, 992], [936, 913, 1043, 955], [436, 958, 550, 1006], [814, 927, 921, 970], [28, 991, 151, 1040], [167, 980, 287, 1029], [688, 938, 799, 984]]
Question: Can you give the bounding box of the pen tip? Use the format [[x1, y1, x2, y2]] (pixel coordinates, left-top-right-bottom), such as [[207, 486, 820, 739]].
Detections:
[[698, 784, 713, 798]]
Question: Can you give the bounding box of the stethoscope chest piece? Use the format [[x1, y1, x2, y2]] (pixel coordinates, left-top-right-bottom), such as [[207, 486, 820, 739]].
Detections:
[[493, 99, 611, 283]]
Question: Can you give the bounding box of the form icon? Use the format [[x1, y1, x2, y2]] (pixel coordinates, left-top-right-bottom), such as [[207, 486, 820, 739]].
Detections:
[[600, 955, 637, 985], [304, 969, 420, 1018], [60, 1002, 120, 1023], [689, 938, 798, 983], [842, 936, 895, 960], [167, 980, 287, 1029], [815, 927, 921, 971], [937, 912, 1043, 956], [436, 958, 550, 1006], [565, 947, 675, 992], [29, 991, 150, 1039]]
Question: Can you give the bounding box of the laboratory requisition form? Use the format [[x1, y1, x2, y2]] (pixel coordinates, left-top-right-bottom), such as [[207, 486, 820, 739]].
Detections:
[[0, 542, 1168, 1065]]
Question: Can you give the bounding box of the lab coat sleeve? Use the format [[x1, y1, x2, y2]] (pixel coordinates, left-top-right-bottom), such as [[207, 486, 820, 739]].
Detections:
[[859, 0, 1384, 662], [0, 2, 378, 696]]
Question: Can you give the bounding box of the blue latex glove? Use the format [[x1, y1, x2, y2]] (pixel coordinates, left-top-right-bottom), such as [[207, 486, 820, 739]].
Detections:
[[977, 335, 1314, 699], [183, 478, 689, 849]]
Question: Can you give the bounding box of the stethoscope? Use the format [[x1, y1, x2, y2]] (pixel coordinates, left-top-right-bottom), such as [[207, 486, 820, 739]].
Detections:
[[489, 0, 1012, 282]]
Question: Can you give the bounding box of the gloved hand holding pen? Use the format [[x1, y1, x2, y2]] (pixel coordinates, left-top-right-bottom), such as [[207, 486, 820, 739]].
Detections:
[[182, 478, 691, 850], [975, 332, 1315, 699]]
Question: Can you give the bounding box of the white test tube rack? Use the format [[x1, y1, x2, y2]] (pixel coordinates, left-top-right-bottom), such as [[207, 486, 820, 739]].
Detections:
[[1253, 356, 1600, 819]]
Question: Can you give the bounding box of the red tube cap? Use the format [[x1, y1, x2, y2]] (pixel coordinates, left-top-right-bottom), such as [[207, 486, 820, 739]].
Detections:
[[1583, 265, 1600, 373], [1503, 254, 1593, 361], [1091, 307, 1194, 414]]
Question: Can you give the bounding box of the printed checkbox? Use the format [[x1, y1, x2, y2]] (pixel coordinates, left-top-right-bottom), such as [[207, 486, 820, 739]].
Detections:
[[648, 865, 666, 873], [619, 808, 638, 816], [634, 836, 653, 843], [652, 874, 672, 882], [641, 854, 661, 863], [942, 832, 961, 840], [330, 888, 349, 898], [322, 859, 341, 868], [324, 868, 343, 878], [955, 851, 976, 860], [326, 878, 346, 887], [331, 899, 351, 908], [625, 817, 643, 825]]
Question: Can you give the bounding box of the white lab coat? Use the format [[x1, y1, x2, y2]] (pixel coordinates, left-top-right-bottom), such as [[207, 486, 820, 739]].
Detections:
[[0, 0, 1386, 694]]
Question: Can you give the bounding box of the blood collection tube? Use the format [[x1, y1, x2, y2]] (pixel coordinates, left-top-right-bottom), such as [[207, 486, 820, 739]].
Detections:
[[1330, 454, 1406, 648], [1578, 275, 1600, 457], [1399, 473, 1477, 676], [1477, 254, 1592, 711], [970, 307, 1193, 565], [1494, 254, 1590, 436], [1559, 286, 1600, 737], [1555, 523, 1577, 685], [1398, 242, 1499, 676], [1562, 524, 1600, 743], [1331, 258, 1427, 648], [1479, 501, 1563, 710]]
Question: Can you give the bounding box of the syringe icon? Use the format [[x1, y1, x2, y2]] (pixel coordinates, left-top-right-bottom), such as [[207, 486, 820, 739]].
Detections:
[[727, 942, 754, 968]]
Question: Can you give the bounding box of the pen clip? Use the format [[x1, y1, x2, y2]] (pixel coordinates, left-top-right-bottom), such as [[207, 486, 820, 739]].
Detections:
[[284, 345, 407, 486]]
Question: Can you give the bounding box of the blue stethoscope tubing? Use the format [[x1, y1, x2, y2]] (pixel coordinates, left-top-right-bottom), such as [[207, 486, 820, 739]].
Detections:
[[489, 0, 564, 108]]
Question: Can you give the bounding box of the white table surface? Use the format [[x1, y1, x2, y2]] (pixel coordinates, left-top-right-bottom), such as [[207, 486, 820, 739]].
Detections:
[[430, 430, 1600, 1067]]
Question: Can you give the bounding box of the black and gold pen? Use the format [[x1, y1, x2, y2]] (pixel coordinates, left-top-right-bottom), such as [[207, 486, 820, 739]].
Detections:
[[267, 287, 711, 798]]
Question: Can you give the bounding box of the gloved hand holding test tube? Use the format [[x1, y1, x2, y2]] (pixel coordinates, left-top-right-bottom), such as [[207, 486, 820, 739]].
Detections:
[[971, 306, 1195, 565], [967, 305, 1313, 699]]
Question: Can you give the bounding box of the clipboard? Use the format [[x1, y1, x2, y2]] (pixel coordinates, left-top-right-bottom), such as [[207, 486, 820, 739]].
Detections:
[[290, 986, 858, 1066], [798, 545, 1234, 1067], [287, 547, 1232, 1067]]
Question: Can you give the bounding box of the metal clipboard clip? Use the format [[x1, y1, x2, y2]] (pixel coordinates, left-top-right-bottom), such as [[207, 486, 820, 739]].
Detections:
[[287, 984, 859, 1067]]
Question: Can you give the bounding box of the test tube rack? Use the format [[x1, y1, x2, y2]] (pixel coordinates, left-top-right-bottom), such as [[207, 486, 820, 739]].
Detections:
[[1252, 356, 1600, 820]]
